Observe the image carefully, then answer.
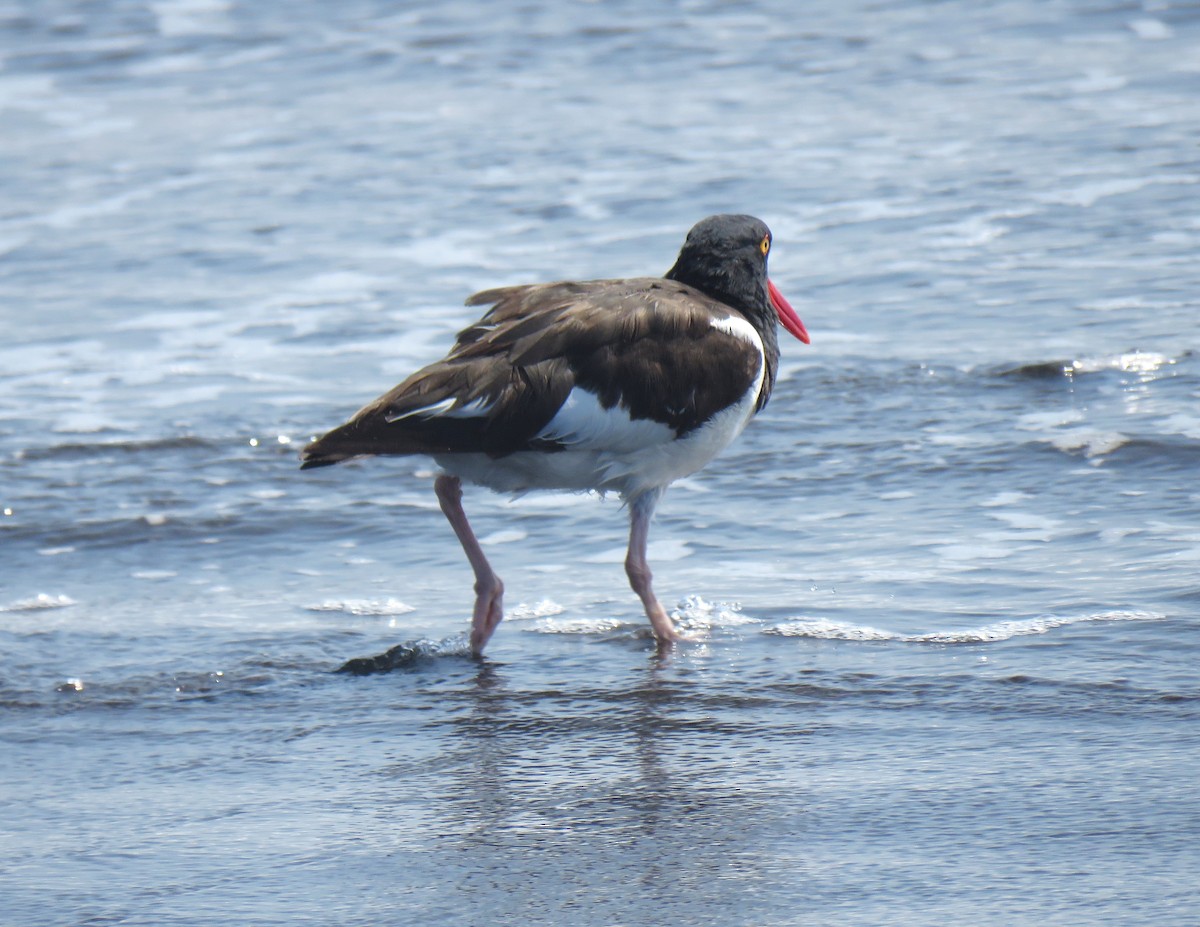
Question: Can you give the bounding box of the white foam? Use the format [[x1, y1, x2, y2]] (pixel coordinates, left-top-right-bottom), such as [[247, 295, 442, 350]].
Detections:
[[40, 175, 203, 230], [1068, 71, 1129, 95], [765, 617, 899, 641], [1160, 414, 1200, 440], [1049, 428, 1128, 458], [531, 616, 629, 635], [526, 597, 755, 638], [927, 432, 994, 448], [980, 491, 1029, 508], [583, 537, 692, 564], [0, 74, 57, 109], [987, 511, 1062, 533], [0, 233, 30, 256], [506, 599, 566, 621], [927, 216, 1009, 248], [352, 635, 473, 663], [52, 411, 128, 434], [1077, 296, 1148, 313], [125, 53, 207, 77], [931, 543, 1013, 561], [259, 271, 387, 310], [0, 593, 77, 613], [151, 0, 234, 37], [1129, 19, 1172, 40], [671, 595, 756, 629], [391, 230, 496, 269], [503, 492, 595, 511], [1071, 351, 1172, 375], [1015, 407, 1129, 459], [480, 528, 528, 546], [306, 598, 415, 617], [913, 611, 1163, 643], [764, 610, 1163, 644], [1045, 174, 1179, 207], [1017, 409, 1084, 431]]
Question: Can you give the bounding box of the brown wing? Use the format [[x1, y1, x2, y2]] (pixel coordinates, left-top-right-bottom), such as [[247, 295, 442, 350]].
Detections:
[[300, 279, 762, 468]]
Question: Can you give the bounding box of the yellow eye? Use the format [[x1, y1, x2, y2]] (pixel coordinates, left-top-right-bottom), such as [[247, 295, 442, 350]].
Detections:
[[760, 235, 770, 256]]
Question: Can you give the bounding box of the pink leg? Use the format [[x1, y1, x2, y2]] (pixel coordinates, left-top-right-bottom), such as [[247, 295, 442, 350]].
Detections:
[[624, 489, 685, 647], [435, 475, 504, 657]]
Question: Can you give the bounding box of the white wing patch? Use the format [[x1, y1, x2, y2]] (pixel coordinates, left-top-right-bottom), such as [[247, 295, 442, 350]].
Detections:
[[709, 314, 761, 346], [536, 387, 674, 452], [710, 314, 766, 407], [386, 395, 494, 423]]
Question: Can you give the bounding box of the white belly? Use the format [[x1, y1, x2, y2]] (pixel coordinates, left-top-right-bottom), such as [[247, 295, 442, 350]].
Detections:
[[434, 385, 759, 499]]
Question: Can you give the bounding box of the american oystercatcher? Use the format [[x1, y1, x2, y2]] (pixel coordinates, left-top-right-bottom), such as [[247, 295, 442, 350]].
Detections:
[[302, 214, 809, 656]]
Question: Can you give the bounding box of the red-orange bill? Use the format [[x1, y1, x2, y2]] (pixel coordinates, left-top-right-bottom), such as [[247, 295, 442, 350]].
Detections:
[[768, 279, 810, 344]]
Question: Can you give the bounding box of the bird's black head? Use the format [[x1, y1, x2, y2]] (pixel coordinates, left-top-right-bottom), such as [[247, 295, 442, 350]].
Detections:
[[665, 214, 773, 312], [665, 214, 809, 345]]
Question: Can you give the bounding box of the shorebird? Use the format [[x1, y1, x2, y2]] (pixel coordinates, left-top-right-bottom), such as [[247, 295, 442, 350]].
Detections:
[[302, 214, 809, 656]]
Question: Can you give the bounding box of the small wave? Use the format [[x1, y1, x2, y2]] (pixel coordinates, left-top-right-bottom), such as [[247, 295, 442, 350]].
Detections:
[[583, 537, 692, 564], [1023, 433, 1200, 468], [335, 636, 470, 675], [994, 360, 1079, 380], [1070, 352, 1175, 375], [765, 617, 900, 641], [13, 436, 217, 462], [306, 597, 415, 617], [506, 599, 566, 621], [672, 595, 757, 630], [526, 596, 752, 639], [912, 611, 1163, 643], [765, 609, 1163, 644], [37, 546, 76, 556], [1047, 428, 1130, 459], [0, 593, 77, 613], [35, 667, 274, 710], [479, 528, 528, 545], [1101, 435, 1200, 466], [991, 351, 1182, 381], [532, 616, 630, 635]]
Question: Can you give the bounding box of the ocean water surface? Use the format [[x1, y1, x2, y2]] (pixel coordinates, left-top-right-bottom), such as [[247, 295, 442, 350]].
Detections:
[[2, 1, 1199, 925]]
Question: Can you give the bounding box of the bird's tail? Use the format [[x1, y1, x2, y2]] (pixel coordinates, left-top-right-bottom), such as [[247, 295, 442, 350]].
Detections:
[[299, 415, 442, 470], [298, 449, 345, 470], [299, 426, 359, 469]]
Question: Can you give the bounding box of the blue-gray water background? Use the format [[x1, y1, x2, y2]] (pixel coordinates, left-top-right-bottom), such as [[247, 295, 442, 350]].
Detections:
[[2, 1, 1199, 924]]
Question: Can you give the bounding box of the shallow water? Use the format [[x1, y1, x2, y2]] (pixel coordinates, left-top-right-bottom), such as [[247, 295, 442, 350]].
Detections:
[[3, 1, 1200, 924]]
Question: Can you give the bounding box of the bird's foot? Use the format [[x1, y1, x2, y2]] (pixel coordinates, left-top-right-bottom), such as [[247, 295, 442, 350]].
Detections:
[[646, 603, 704, 647], [469, 575, 505, 658], [653, 626, 705, 648]]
